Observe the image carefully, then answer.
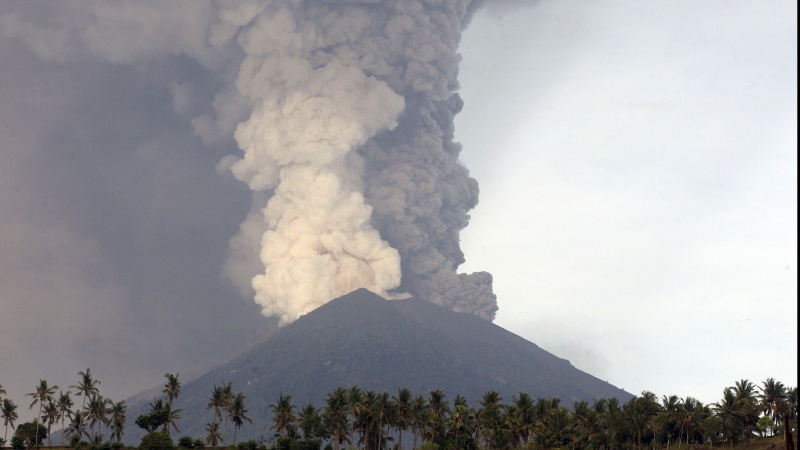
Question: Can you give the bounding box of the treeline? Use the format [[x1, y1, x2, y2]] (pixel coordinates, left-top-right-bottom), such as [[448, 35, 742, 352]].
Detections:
[[0, 373, 796, 450]]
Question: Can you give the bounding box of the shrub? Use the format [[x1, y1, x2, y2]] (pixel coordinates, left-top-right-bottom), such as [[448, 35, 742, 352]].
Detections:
[[237, 440, 258, 450], [193, 438, 205, 448], [178, 436, 195, 448], [111, 442, 125, 450], [11, 436, 26, 450], [140, 431, 175, 450], [90, 442, 112, 450]]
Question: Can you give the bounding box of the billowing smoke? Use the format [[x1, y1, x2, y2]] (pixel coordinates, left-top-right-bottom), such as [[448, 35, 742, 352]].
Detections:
[[217, 0, 497, 324], [2, 0, 498, 325]]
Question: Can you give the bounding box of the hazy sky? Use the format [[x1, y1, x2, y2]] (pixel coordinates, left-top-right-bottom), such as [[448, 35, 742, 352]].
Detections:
[[1, 0, 796, 423], [458, 1, 797, 404]]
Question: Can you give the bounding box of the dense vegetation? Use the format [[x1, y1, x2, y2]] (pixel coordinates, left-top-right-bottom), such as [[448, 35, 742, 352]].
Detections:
[[0, 374, 795, 450]]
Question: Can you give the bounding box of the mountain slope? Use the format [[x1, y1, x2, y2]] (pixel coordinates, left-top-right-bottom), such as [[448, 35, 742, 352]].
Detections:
[[123, 289, 632, 444]]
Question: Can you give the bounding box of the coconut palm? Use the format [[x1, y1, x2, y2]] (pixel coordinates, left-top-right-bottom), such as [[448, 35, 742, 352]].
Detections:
[[359, 390, 378, 449], [624, 398, 651, 449], [324, 388, 350, 450], [392, 388, 412, 450], [573, 403, 602, 448], [269, 394, 297, 437], [298, 403, 319, 439], [759, 378, 788, 424], [447, 396, 474, 450], [427, 389, 449, 442], [56, 390, 74, 445], [478, 391, 503, 449], [546, 407, 574, 448], [409, 395, 427, 450], [713, 387, 756, 444], [65, 409, 90, 442], [163, 403, 182, 435], [162, 373, 181, 409], [207, 385, 225, 427], [86, 394, 111, 443], [229, 392, 251, 446], [205, 421, 222, 447], [108, 400, 126, 443], [70, 368, 100, 411], [2, 398, 18, 442], [43, 400, 60, 446], [511, 392, 535, 446], [346, 386, 363, 447], [370, 392, 393, 450], [27, 379, 58, 446], [221, 382, 233, 443]]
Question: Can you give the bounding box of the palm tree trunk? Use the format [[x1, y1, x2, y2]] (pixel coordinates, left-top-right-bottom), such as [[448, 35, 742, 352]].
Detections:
[[223, 411, 227, 443]]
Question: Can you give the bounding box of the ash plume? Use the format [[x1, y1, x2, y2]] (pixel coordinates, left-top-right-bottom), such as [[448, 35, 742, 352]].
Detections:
[[218, 0, 498, 323], [2, 0, 498, 324]]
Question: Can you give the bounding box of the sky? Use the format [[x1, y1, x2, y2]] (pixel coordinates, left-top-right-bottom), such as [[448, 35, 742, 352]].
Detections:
[[0, 0, 796, 424]]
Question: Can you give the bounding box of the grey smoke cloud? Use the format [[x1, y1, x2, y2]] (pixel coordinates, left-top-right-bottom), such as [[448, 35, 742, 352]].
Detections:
[[213, 0, 498, 322], [1, 0, 498, 329]]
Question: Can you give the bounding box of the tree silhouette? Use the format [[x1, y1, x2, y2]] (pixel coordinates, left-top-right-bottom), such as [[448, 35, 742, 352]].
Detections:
[[1, 398, 18, 442]]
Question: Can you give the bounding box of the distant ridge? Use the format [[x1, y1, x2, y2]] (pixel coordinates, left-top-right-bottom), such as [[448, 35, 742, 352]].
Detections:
[[123, 289, 632, 444]]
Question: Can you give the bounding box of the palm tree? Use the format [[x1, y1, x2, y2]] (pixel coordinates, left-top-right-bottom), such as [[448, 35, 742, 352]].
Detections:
[[269, 394, 297, 437], [392, 388, 412, 450], [660, 394, 680, 447], [714, 387, 755, 444], [162, 373, 181, 409], [346, 386, 363, 447], [546, 407, 574, 447], [86, 394, 111, 443], [733, 379, 761, 437], [2, 398, 18, 442], [409, 395, 427, 450], [56, 390, 74, 445], [624, 398, 651, 449], [43, 401, 60, 446], [371, 392, 392, 450], [163, 403, 182, 436], [573, 402, 602, 448], [28, 379, 58, 446], [512, 392, 534, 446], [207, 385, 225, 427], [324, 388, 350, 450], [298, 403, 320, 440], [448, 397, 474, 449], [205, 421, 222, 447], [108, 400, 126, 443], [359, 390, 378, 449], [229, 392, 251, 445], [221, 382, 233, 443], [759, 378, 788, 425], [65, 409, 90, 442], [427, 389, 449, 442], [680, 397, 708, 446], [478, 391, 503, 449], [71, 368, 100, 411]]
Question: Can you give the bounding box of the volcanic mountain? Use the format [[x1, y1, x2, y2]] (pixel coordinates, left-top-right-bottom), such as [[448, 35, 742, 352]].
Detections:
[[123, 289, 632, 444]]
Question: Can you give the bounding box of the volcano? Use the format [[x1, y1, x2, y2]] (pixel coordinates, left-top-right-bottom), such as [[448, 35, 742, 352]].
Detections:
[[123, 289, 632, 444]]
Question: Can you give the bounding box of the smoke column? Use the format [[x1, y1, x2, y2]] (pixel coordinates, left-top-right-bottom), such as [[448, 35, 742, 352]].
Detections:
[[1, 0, 498, 324], [218, 0, 497, 324]]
